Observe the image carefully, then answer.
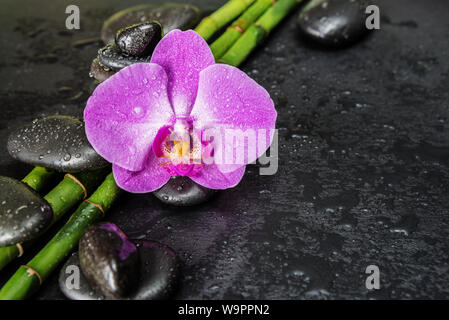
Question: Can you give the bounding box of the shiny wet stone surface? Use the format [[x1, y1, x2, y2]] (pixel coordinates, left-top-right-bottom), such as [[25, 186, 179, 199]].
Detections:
[[98, 43, 150, 70], [7, 116, 109, 173], [297, 0, 370, 48], [115, 21, 162, 57], [153, 177, 216, 207], [59, 240, 180, 300], [0, 176, 53, 247], [78, 223, 140, 299], [101, 3, 202, 44], [1, 0, 449, 299], [90, 57, 116, 83]]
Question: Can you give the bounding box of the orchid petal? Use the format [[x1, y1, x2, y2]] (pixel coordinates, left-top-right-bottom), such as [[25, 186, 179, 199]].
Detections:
[[113, 154, 171, 193], [150, 30, 215, 116], [84, 63, 174, 172], [190, 64, 277, 173], [190, 164, 246, 190]]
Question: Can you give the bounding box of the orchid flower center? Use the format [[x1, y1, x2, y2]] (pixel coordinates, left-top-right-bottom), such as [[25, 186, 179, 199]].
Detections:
[[155, 118, 205, 176]]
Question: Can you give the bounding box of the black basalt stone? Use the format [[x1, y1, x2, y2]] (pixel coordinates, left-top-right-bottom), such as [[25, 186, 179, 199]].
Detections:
[[130, 240, 181, 300], [297, 0, 370, 48], [0, 176, 53, 247], [59, 240, 180, 300], [7, 116, 109, 173], [153, 176, 216, 206], [116, 21, 162, 57], [101, 3, 201, 44], [78, 223, 140, 299], [90, 57, 116, 83], [98, 43, 149, 70]]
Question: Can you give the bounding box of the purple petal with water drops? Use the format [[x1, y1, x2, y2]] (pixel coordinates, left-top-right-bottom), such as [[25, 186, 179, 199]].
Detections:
[[190, 64, 277, 173], [84, 63, 174, 172], [190, 163, 246, 190], [112, 153, 172, 193], [150, 29, 215, 117]]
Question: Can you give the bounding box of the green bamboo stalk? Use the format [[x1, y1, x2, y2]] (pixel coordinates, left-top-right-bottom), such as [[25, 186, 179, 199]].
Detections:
[[0, 173, 120, 300], [219, 0, 301, 66], [0, 169, 109, 271], [210, 0, 274, 59], [195, 0, 256, 41], [0, 247, 16, 271], [21, 166, 57, 192]]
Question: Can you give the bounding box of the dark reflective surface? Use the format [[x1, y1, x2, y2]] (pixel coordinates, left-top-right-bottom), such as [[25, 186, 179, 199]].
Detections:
[[1, 0, 449, 299]]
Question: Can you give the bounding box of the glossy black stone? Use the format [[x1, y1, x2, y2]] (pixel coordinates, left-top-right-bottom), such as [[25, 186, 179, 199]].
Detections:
[[297, 0, 370, 47], [98, 43, 150, 70], [90, 57, 116, 83], [59, 240, 180, 300], [78, 223, 140, 299], [7, 116, 109, 173], [153, 176, 216, 206], [0, 176, 53, 247], [101, 3, 201, 44], [116, 21, 162, 57]]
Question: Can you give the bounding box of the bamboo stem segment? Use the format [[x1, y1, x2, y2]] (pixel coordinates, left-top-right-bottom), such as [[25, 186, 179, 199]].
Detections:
[[195, 0, 256, 41], [0, 173, 120, 300], [0, 169, 109, 271], [210, 0, 275, 59], [219, 0, 301, 66], [21, 166, 57, 192]]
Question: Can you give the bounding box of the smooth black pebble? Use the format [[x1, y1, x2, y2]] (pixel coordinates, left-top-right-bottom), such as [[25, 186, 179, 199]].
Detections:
[[101, 3, 201, 44], [78, 223, 140, 299], [297, 0, 370, 48], [0, 176, 53, 247], [98, 43, 149, 70], [116, 21, 162, 57], [153, 176, 216, 206], [7, 116, 109, 173], [59, 240, 180, 300], [90, 57, 116, 82]]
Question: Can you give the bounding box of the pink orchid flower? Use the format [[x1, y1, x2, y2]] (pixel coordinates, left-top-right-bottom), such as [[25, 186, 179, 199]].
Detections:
[[84, 30, 277, 193]]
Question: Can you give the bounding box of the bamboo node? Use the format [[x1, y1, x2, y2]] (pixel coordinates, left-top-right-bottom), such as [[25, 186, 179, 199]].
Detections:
[[21, 265, 42, 285], [65, 174, 88, 199], [254, 22, 269, 36], [16, 243, 24, 257], [228, 25, 244, 34], [84, 200, 105, 217]]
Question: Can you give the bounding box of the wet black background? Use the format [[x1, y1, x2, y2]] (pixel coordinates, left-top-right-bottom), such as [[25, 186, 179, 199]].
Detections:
[[1, 0, 448, 299]]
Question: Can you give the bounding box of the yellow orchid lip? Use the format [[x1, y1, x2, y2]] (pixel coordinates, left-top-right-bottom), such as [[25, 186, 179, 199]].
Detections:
[[156, 119, 204, 173], [173, 140, 190, 158]]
